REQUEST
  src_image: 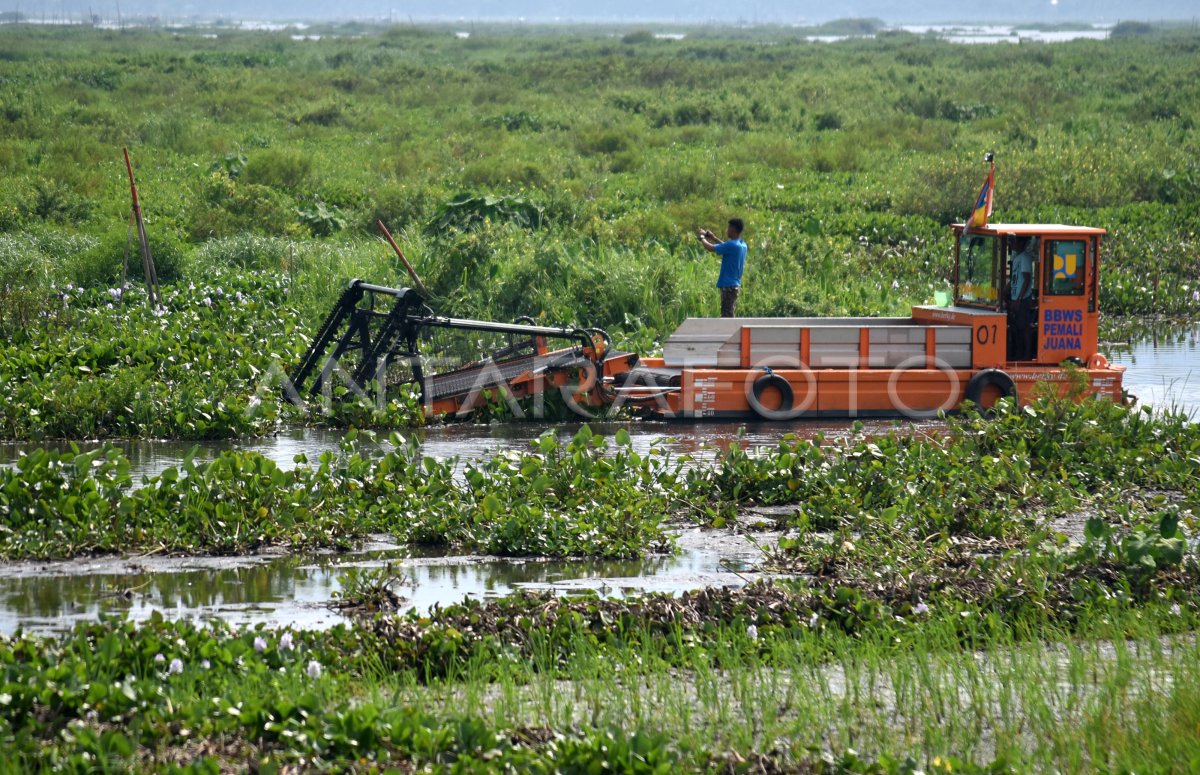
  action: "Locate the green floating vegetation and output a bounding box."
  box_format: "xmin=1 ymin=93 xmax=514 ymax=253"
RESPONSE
xmin=1 ymin=390 xmax=1198 ymax=772
xmin=0 ymin=269 xmax=428 ymax=441
xmin=697 ymin=392 xmax=1200 ymax=537
xmin=1 ymin=571 xmax=1198 ymax=772
xmin=0 ymin=425 xmax=676 ymax=560
xmin=1 ymin=399 xmax=1196 ymax=562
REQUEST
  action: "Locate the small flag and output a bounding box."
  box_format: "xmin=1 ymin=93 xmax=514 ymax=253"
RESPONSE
xmin=968 ymin=159 xmax=995 ymax=230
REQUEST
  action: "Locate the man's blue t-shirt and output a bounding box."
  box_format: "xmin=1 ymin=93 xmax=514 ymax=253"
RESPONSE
xmin=715 ymin=239 xmax=748 ymax=288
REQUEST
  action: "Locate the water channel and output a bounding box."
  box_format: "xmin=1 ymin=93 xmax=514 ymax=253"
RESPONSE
xmin=1 ymin=322 xmax=1195 ymax=635
xmin=0 ymin=528 xmax=777 ymax=637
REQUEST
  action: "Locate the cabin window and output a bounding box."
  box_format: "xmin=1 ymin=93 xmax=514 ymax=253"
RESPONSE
xmin=957 ymin=234 xmax=999 ymax=307
xmin=1044 ymin=239 xmax=1087 ymax=296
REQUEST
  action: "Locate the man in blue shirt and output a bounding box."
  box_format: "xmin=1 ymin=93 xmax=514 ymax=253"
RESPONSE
xmin=1008 ymin=236 xmax=1036 ymax=360
xmin=697 ymin=218 xmax=747 ymax=318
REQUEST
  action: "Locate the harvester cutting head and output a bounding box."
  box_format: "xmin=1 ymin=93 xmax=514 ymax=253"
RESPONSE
xmin=287 ymin=280 xmax=627 ymax=418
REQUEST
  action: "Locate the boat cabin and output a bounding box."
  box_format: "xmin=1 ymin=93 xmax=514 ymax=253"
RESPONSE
xmin=911 ymin=224 xmax=1105 ymax=366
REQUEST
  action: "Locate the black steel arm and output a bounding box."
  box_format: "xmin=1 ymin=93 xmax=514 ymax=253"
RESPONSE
xmin=288 ymin=280 xmax=598 ymax=402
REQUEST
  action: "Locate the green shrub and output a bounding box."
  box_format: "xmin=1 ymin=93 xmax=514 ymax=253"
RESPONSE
xmin=0 ymin=233 xmax=54 ymax=334
xmin=187 ymin=173 xmax=297 ymax=240
xmin=428 ymin=193 xmax=545 ymax=234
xmin=27 ymin=179 xmax=91 ymax=224
xmin=242 ymin=148 xmax=314 ymax=190
xmin=363 ymin=183 xmax=436 ymax=234
xmin=1110 ymin=21 xmax=1155 ymax=38
xmin=192 ymin=233 xmax=295 ymax=273
xmin=460 ymin=156 xmax=550 ymax=189
xmin=295 ymin=196 xmax=346 ymax=236
xmin=69 ymin=226 xmax=188 ymax=286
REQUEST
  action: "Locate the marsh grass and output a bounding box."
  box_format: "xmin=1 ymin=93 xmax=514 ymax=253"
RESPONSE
xmin=4 ymin=603 xmax=1197 ymax=772
xmin=374 ymin=611 xmax=1200 ymax=771
xmin=0 ymin=25 xmax=1196 ymax=336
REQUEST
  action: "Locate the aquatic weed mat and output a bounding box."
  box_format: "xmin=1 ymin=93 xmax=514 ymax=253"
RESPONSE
xmin=3 ymin=577 xmax=1199 ymax=773
xmin=3 ymin=397 xmax=1198 ymax=564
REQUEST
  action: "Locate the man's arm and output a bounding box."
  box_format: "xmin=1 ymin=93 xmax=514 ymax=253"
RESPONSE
xmin=697 ymin=228 xmax=719 ymax=253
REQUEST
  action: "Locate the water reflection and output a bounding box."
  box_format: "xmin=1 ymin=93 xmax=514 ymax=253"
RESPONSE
xmin=1107 ymin=321 xmax=1199 ymax=418
xmin=0 ymin=556 xmax=337 ymax=634
xmin=0 ymin=419 xmax=925 ymax=483
xmin=0 ymin=532 xmax=761 ymax=636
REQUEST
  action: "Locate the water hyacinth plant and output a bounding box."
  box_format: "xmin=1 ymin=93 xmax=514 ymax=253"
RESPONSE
xmin=0 ymin=426 xmax=681 ymax=559
xmin=1 ymin=399 xmax=1195 ymax=563
xmin=1 ymin=557 xmax=1198 ymax=773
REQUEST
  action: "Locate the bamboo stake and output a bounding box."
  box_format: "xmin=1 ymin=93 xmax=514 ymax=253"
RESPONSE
xmin=123 ymin=147 xmax=160 ymax=307
xmin=376 ymin=219 xmax=431 ymax=298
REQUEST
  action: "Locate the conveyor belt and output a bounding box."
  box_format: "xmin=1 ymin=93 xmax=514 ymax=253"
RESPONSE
xmin=426 ymin=354 xmax=541 ymax=400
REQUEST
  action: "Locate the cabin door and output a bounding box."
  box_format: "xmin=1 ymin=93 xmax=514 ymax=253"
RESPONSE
xmin=1036 ymin=238 xmax=1090 ymax=364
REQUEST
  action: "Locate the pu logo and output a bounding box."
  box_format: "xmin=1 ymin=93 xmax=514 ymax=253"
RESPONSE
xmin=1053 ymin=252 xmax=1078 ymax=281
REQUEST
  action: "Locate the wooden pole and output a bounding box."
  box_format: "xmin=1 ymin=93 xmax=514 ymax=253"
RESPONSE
xmin=376 ymin=219 xmax=430 ymax=297
xmin=123 ymin=147 xmax=160 ymax=306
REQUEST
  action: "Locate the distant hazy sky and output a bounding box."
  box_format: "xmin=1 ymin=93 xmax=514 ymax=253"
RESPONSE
xmin=6 ymin=0 xmax=1197 ymax=23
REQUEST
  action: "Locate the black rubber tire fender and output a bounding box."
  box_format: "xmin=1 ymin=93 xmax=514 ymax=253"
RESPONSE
xmin=964 ymin=368 xmax=1017 ymax=411
xmin=750 ymin=372 xmax=794 ymax=417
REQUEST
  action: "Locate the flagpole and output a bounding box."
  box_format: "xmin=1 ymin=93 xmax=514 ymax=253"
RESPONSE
xmin=984 ymin=150 xmax=995 ymax=225
xmin=966 ymin=151 xmax=995 ymax=233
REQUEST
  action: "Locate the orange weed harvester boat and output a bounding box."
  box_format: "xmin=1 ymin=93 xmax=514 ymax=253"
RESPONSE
xmin=290 ymin=162 xmax=1125 ymax=421
xmin=611 ymin=155 xmax=1124 ymax=420
xmin=287 ymin=220 xmax=1125 ymax=423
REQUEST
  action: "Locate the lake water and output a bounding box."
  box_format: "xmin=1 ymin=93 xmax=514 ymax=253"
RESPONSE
xmin=897 ymin=24 xmax=1111 ymax=44
xmin=0 ymin=528 xmax=775 ymax=636
xmin=1107 ymin=322 xmax=1199 ymax=418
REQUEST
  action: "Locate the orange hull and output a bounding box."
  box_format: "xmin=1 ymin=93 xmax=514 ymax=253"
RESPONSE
xmin=620 ymin=360 xmax=1125 ymax=420
xmin=607 ymin=309 xmax=1125 ymax=420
